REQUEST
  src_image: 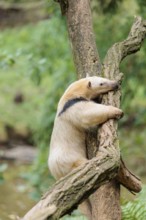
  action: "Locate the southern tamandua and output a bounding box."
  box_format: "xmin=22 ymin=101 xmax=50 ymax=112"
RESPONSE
xmin=48 ymin=76 xmax=123 ymax=219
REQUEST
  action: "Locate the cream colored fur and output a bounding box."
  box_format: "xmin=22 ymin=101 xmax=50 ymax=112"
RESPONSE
xmin=48 ymin=76 xmax=123 ymax=219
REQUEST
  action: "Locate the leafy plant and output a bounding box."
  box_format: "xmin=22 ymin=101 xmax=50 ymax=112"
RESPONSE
xmin=122 ymin=186 xmax=146 ymax=220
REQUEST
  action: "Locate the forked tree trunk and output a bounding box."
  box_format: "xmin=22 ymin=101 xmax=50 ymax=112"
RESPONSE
xmin=22 ymin=1 xmax=146 ymax=219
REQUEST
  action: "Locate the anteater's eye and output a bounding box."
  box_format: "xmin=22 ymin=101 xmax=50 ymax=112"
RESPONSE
xmin=88 ymin=81 xmax=92 ymax=88
xmin=100 ymin=83 xmax=103 ymax=86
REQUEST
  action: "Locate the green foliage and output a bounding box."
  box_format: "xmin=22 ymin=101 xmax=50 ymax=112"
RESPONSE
xmin=28 ymin=17 xmax=75 ymax=180
xmin=98 ymin=0 xmax=123 ymax=13
xmin=62 ymin=217 xmax=86 ymax=220
xmin=0 ymin=15 xmax=75 ymax=137
xmin=0 ymin=14 xmax=75 ymax=194
xmin=0 ymin=164 xmax=8 ymax=184
xmin=122 ymin=186 xmax=146 ymax=220
xmin=137 ymin=0 xmax=146 ymax=16
xmin=61 ymin=210 xmax=87 ymax=220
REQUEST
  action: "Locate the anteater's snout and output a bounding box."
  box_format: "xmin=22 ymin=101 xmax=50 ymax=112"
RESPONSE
xmin=112 ymin=82 xmax=119 ymax=90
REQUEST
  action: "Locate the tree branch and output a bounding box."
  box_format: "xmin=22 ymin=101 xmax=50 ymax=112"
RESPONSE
xmin=22 ymin=153 xmax=119 ymax=220
xmin=117 ymin=158 xmax=142 ymax=193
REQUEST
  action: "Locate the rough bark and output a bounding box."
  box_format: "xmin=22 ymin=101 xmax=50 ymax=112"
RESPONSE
xmin=66 ymin=0 xmax=102 ymax=78
xmin=22 ymin=5 xmax=146 ymax=220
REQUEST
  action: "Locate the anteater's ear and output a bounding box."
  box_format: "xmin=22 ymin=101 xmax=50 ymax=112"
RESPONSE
xmin=87 ymin=81 xmax=92 ymax=88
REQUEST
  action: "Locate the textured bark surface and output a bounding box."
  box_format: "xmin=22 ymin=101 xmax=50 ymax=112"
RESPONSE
xmin=66 ymin=0 xmax=101 ymax=78
xmin=22 ymin=154 xmax=119 ymax=220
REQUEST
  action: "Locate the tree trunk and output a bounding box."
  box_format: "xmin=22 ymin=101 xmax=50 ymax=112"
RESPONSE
xmin=66 ymin=0 xmax=101 ymax=78
xmin=66 ymin=0 xmax=121 ymax=219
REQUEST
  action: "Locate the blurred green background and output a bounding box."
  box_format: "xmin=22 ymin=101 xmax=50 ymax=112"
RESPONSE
xmin=0 ymin=0 xmax=146 ymax=219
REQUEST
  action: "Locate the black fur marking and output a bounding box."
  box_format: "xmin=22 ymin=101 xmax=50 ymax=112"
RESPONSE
xmin=58 ymin=97 xmax=88 ymax=116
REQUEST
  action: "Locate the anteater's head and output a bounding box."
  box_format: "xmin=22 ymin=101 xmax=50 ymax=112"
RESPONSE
xmin=60 ymin=76 xmax=119 ymax=104
xmin=86 ymin=76 xmax=119 ymax=98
